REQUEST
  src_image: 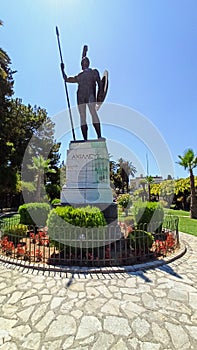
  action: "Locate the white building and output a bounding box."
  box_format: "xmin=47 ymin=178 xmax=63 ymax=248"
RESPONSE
xmin=130 ymin=174 xmax=163 ymax=191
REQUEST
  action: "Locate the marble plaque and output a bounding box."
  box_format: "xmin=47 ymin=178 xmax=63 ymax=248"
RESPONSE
xmin=61 ymin=139 xmax=113 ymax=205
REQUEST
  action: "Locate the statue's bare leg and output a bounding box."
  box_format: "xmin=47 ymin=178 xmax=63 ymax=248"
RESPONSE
xmin=78 ymin=103 xmax=88 ymax=140
xmin=88 ymin=102 xmax=101 ymax=138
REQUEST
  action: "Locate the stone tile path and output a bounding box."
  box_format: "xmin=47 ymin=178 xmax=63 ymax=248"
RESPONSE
xmin=0 ymin=232 xmax=196 ymax=349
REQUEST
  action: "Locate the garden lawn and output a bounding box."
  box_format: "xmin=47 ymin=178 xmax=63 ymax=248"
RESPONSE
xmin=119 ymin=208 xmax=197 ymax=237
xmin=165 ymin=209 xmax=190 ymax=217
xmin=165 ymin=209 xmax=197 ymax=237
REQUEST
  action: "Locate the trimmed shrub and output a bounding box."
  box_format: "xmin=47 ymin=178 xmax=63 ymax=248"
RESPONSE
xmin=51 ymin=198 xmax=61 ymax=206
xmin=19 ymin=203 xmax=51 ymax=226
xmin=133 ymin=201 xmax=164 ymax=232
xmin=47 ymin=205 xmax=107 ymax=248
xmin=128 ymin=229 xmax=154 ymax=253
xmin=49 ymin=205 xmax=106 ymax=227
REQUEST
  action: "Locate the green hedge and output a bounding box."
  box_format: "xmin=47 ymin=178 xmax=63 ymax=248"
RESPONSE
xmin=49 ymin=205 xmax=106 ymax=227
xmin=133 ymin=201 xmax=164 ymax=232
xmin=47 ymin=205 xmax=107 ymax=248
xmin=19 ymin=203 xmax=51 ymax=226
xmin=51 ymin=198 xmax=61 ymax=206
xmin=128 ymin=229 xmax=154 ymax=252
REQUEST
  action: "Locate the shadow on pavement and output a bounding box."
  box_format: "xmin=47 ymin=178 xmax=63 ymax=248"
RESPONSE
xmin=127 ymin=259 xmax=183 ymax=283
xmin=157 ymin=263 xmax=183 ymax=278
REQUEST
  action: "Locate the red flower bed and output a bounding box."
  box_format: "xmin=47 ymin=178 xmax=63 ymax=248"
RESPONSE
xmin=1 ymin=236 xmax=14 ymax=256
xmin=0 ymin=222 xmax=178 ymax=266
xmin=152 ymin=232 xmax=176 ymax=256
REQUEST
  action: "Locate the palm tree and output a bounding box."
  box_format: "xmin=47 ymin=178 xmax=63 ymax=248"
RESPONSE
xmin=28 ymin=155 xmax=56 ymax=202
xmin=177 ymin=149 xmax=197 ymax=219
xmin=118 ymin=158 xmax=137 ymax=193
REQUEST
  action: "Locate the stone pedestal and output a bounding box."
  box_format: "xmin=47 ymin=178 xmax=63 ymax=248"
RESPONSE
xmin=61 ymin=139 xmax=117 ymax=224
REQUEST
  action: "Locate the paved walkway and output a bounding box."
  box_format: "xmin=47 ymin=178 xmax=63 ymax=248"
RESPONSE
xmin=0 ymin=232 xmax=196 ymax=350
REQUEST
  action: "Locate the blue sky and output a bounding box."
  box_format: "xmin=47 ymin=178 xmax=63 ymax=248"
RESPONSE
xmin=1 ymin=0 xmax=197 ymax=179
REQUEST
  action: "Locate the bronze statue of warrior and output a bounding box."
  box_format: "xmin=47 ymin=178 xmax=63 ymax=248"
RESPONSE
xmin=61 ymin=45 xmax=104 ymax=141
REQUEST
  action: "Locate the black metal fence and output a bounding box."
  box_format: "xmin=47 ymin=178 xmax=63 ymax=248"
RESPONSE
xmin=0 ymin=213 xmax=179 ymax=268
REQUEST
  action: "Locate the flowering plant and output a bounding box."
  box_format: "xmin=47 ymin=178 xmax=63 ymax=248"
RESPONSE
xmin=16 ymin=243 xmax=26 ymax=258
xmin=117 ymin=194 xmax=132 ymax=209
xmin=152 ymin=232 xmax=176 ymax=256
xmin=35 ymin=250 xmax=42 ymax=262
xmin=0 ymin=236 xmax=14 ymax=255
xmin=30 ymin=228 xmax=49 ymax=246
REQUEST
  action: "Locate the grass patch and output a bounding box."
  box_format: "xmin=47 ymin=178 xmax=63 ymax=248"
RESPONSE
xmin=165 ymin=209 xmax=190 ymax=217
xmin=120 ymin=208 xmax=197 ymax=237
xmin=164 ymin=209 xmax=197 ymax=237
xmin=178 ymin=217 xmax=197 ymax=236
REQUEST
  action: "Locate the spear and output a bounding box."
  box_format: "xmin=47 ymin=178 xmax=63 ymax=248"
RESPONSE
xmin=55 ymin=26 xmax=76 ymax=141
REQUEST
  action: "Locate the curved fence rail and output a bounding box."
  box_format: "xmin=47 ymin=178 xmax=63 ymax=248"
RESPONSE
xmin=0 ymin=213 xmax=179 ymax=268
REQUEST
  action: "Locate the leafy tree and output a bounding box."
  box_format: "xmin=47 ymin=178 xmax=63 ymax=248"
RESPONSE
xmin=109 ymin=159 xmax=121 ymax=195
xmin=0 ymin=99 xmax=55 ymax=202
xmin=0 ymin=31 xmax=15 ymax=166
xmin=109 ymin=158 xmax=137 ymax=195
xmin=118 ymin=158 xmax=137 ymax=193
xmin=117 ymin=193 xmax=132 ymax=213
xmin=0 ymin=20 xmax=15 ymax=86
xmin=0 ymin=47 xmax=9 ymax=80
xmin=174 ymin=178 xmax=191 ymax=210
xmin=150 ymin=183 xmax=160 ymax=201
xmin=132 ymin=188 xmax=145 ymax=202
xmin=0 ymin=22 xmax=61 ymax=208
xmin=177 ymin=149 xmax=197 ymax=219
xmin=109 ymin=160 xmax=118 ymax=190
xmin=146 ymin=175 xmax=154 ymax=202
xmin=22 ymin=125 xmax=61 ymax=203
xmin=109 ymin=160 xmax=117 ymax=181
xmin=0 ymin=23 xmax=17 ymax=207
xmin=8 ymin=99 xmax=55 ymax=170
xmin=139 ymin=179 xmax=147 ymax=202
xmin=0 ymin=98 xmax=61 ymax=206
xmin=160 ymin=180 xmax=175 ymax=207
xmin=175 ymin=178 xmax=191 ymax=195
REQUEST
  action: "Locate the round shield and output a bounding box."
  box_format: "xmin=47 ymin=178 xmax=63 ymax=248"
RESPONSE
xmin=96 ymin=70 xmax=109 ymax=111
